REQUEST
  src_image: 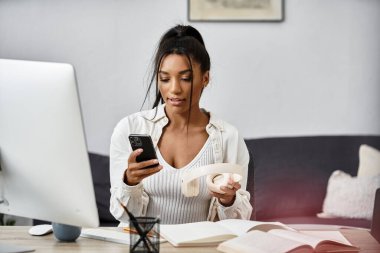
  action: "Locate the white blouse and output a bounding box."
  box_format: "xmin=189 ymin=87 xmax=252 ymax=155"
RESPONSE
xmin=109 ymin=104 xmax=253 ymax=226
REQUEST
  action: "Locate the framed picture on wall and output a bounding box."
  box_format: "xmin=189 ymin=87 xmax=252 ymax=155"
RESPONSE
xmin=188 ymin=0 xmax=284 ymax=22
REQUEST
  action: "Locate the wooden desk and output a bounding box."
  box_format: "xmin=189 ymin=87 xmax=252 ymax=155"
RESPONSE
xmin=1 ymin=226 xmax=380 ymax=253
xmin=0 ymin=226 xmax=216 ymax=253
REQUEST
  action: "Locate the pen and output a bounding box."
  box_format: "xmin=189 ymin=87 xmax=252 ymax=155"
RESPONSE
xmin=123 ymin=227 xmax=155 ymax=237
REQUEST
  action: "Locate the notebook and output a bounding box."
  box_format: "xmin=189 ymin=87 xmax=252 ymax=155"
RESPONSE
xmin=80 ymin=228 xmax=167 ymax=245
xmin=80 ymin=228 xmax=131 ymax=244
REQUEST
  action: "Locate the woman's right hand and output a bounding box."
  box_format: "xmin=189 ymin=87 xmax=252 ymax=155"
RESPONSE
xmin=124 ymin=148 xmax=163 ymax=186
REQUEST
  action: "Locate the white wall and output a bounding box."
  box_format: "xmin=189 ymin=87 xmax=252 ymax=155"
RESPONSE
xmin=1 ymin=0 xmax=379 ymax=155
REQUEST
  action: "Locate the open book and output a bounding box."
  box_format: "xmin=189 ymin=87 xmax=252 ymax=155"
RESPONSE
xmin=160 ymin=219 xmax=292 ymax=247
xmin=217 ymin=229 xmax=359 ymax=253
xmin=160 ymin=219 xmax=359 ymax=252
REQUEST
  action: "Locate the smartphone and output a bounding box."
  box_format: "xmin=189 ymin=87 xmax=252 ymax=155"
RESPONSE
xmin=128 ymin=134 xmax=158 ymax=168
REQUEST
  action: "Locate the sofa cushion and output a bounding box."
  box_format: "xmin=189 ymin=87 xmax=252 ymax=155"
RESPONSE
xmin=244 ymin=135 xmax=380 ymax=223
xmin=320 ymin=170 xmax=380 ymax=220
xmin=358 ymin=144 xmax=380 ymax=177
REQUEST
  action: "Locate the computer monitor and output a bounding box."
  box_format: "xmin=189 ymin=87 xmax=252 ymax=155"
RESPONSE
xmin=0 ymin=59 xmax=99 ymax=228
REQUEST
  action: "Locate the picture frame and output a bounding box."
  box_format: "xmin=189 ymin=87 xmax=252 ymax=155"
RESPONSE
xmin=188 ymin=0 xmax=284 ymax=22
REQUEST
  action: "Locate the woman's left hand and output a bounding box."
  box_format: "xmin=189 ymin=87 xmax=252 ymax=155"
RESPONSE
xmin=209 ymin=178 xmax=241 ymax=207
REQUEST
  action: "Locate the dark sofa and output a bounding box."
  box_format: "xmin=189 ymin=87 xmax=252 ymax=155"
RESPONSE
xmin=89 ymin=135 xmax=380 ymax=228
xmin=245 ymin=135 xmax=380 ymax=228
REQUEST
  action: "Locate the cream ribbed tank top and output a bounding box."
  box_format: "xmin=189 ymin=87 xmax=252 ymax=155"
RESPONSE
xmin=143 ymin=138 xmax=214 ymax=224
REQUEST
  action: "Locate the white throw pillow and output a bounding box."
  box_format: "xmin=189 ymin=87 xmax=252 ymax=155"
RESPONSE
xmin=357 ymin=144 xmax=380 ymax=178
xmin=319 ymin=170 xmax=380 ymax=220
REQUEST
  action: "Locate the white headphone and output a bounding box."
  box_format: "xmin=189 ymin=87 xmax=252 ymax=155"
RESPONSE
xmin=181 ymin=163 xmax=243 ymax=197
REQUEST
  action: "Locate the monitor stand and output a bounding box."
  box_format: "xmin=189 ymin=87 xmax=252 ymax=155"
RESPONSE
xmin=0 ymin=244 xmax=34 ymax=253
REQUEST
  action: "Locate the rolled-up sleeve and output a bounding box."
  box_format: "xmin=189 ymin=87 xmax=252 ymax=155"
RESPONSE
xmin=207 ymin=189 xmax=252 ymax=221
xmin=109 ymin=121 xmax=149 ymax=223
xmin=207 ymin=128 xmax=253 ymax=221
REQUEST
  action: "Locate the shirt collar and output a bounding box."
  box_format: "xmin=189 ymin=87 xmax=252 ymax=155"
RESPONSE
xmin=202 ymin=108 xmax=224 ymax=132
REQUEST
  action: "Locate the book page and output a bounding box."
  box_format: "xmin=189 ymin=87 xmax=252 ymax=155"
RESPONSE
xmin=300 ymin=231 xmax=358 ymax=252
xmin=160 ymin=221 xmax=235 ymax=246
xmin=269 ymin=229 xmax=324 ymax=248
xmin=218 ymin=230 xmax=313 ymax=253
xmin=268 ymin=229 xmax=357 ymax=251
xmin=300 ymin=230 xmax=352 ymax=245
xmin=217 ymin=219 xmax=292 ymax=236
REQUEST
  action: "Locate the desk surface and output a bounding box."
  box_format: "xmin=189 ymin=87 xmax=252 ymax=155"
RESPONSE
xmin=1 ymin=226 xmax=380 ymax=253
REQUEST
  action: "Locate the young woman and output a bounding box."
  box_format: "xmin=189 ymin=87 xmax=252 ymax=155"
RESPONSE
xmin=109 ymin=25 xmax=252 ymax=225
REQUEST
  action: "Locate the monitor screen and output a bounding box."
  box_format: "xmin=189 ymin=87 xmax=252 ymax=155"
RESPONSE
xmin=0 ymin=59 xmax=99 ymax=228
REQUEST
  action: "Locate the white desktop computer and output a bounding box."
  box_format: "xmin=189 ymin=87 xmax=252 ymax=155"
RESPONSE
xmin=0 ymin=59 xmax=99 ymax=252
